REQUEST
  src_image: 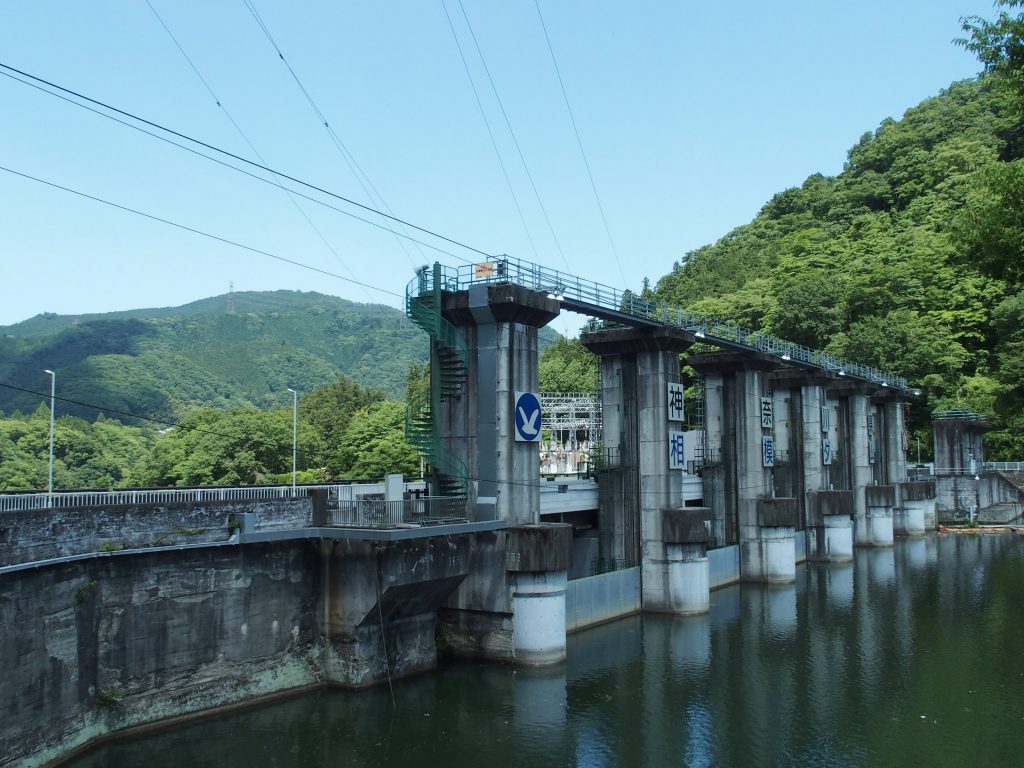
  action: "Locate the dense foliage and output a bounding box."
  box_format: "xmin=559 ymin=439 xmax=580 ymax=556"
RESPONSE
xmin=0 ymin=291 xmax=428 ymax=421
xmin=0 ymin=373 xmax=420 ymax=490
xmin=0 ymin=406 xmax=153 ymax=490
xmin=649 ymin=6 xmax=1024 ymax=456
xmin=539 ymin=337 xmax=599 ymax=393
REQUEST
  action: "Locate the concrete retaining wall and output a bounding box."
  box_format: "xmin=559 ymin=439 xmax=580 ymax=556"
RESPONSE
xmin=0 ymin=542 xmax=319 ymax=768
xmin=565 ymin=567 xmax=641 ymax=633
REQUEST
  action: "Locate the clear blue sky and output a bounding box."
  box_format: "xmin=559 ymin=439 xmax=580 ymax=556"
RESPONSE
xmin=0 ymin=1 xmax=998 ymax=335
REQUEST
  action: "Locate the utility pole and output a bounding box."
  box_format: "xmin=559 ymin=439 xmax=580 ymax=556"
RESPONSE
xmin=44 ymin=369 xmax=55 ymax=506
xmin=287 ymin=388 xmax=298 ymax=493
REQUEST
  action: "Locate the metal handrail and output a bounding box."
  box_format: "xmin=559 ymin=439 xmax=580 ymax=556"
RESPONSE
xmin=0 ymin=481 xmax=428 ymax=514
xmin=329 ymin=496 xmax=467 ymax=527
xmin=407 ymin=256 xmax=911 ymax=392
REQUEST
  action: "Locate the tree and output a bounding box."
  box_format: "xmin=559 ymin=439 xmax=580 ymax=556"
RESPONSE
xmin=130 ymin=408 xmax=321 ymax=487
xmin=954 ymin=159 xmax=1024 ymax=283
xmin=958 ymin=1 xmax=1024 ymax=103
xmin=0 ymin=406 xmax=154 ymax=490
xmin=331 ymin=402 xmax=419 ymax=479
xmin=299 ymin=375 xmax=384 ymax=467
xmin=539 ymin=337 xmax=599 ymax=393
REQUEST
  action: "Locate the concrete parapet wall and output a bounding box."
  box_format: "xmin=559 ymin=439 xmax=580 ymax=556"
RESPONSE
xmin=865 ymin=485 xmax=896 ymax=508
xmin=505 ymin=524 xmax=573 ymax=572
xmin=708 ymin=545 xmax=740 ymax=589
xmin=0 ymin=497 xmax=313 ymax=567
xmin=757 ymin=498 xmax=800 ymax=528
xmin=565 ymin=567 xmax=641 ymax=632
xmin=807 ymin=490 xmax=854 ymax=524
xmin=662 ymin=507 xmax=711 ymax=544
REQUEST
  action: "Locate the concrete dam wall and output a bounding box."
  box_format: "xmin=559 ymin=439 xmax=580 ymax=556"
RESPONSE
xmin=0 ymin=497 xmax=575 ymax=768
xmin=2 ymin=541 xmax=320 ymax=768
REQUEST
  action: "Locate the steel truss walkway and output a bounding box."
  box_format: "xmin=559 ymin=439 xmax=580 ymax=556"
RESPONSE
xmin=411 ymin=256 xmax=910 ymax=392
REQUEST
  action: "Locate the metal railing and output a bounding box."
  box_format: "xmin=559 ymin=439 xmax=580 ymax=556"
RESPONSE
xmin=984 ymin=462 xmax=1024 ymax=472
xmin=0 ymin=481 xmax=428 ymax=514
xmin=329 ymin=496 xmax=467 ymax=527
xmin=413 ymin=256 xmax=910 ymax=391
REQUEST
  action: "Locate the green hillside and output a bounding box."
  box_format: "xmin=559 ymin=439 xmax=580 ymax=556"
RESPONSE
xmin=0 ymin=291 xmax=429 ymax=419
xmin=651 ymin=65 xmax=1024 ymax=455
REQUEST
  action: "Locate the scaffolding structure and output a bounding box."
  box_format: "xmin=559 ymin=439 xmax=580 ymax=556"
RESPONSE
xmin=540 ymin=393 xmax=602 ymax=475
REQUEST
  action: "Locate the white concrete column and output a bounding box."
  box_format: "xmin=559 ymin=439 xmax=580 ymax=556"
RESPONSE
xmin=899 ymin=500 xmax=926 ymax=535
xmin=666 ymin=544 xmax=710 ymax=615
xmin=761 ymin=527 xmax=796 ymax=583
xmin=823 ymin=514 xmax=853 ymax=562
xmin=867 ymin=506 xmax=894 ymax=546
xmin=511 ymin=571 xmax=567 ymax=665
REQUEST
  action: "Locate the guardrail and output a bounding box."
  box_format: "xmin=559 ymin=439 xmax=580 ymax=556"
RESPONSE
xmin=413 ymin=257 xmax=911 ymax=391
xmin=329 ymin=496 xmax=467 ymax=527
xmin=984 ymin=462 xmax=1024 ymax=472
xmin=0 ymin=481 xmax=428 ymax=514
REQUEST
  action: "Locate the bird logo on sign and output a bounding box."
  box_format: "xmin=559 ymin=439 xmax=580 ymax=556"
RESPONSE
xmin=514 ymin=392 xmax=542 ymax=442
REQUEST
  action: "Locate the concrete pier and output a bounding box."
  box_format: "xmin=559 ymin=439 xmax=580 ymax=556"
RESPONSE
xmin=806 ymin=490 xmax=854 ymax=563
xmin=441 ymin=283 xmax=560 ymax=523
xmin=895 ymin=481 xmax=934 ymax=536
xmin=662 ymin=508 xmax=713 ymax=614
xmin=506 ymin=525 xmax=573 ymax=664
xmin=756 ymin=499 xmax=799 ymax=583
xmin=581 ymin=326 xmax=694 ymax=608
xmin=866 ymin=485 xmax=896 ymax=547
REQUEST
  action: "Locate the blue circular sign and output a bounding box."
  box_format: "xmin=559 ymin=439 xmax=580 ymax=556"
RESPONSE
xmin=514 ymin=392 xmax=542 ymax=442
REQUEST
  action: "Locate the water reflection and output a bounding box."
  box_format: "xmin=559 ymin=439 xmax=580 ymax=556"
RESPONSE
xmin=68 ymin=535 xmax=1024 ymax=768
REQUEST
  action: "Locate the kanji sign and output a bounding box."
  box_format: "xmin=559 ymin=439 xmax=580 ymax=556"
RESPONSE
xmin=822 ymin=438 xmax=833 ymax=466
xmin=669 ymin=431 xmax=686 ymax=470
xmin=667 ymin=382 xmax=685 ymax=422
xmin=760 ymin=397 xmax=774 ymax=429
xmin=762 ymin=436 xmax=775 ymax=467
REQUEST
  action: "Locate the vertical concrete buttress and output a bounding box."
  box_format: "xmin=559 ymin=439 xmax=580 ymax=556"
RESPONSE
xmin=441 ymin=285 xmax=560 ymax=524
xmin=581 ymin=327 xmax=704 ymax=611
xmin=847 ymin=391 xmax=873 ymax=546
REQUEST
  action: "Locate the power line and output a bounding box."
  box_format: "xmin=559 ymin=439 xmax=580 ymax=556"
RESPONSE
xmin=240 ymin=0 xmax=426 ymax=270
xmin=0 ymin=66 xmax=471 ymax=264
xmin=455 ymin=1 xmax=572 ymax=271
xmin=0 ymin=382 xmax=247 ymax=440
xmin=440 ymin=0 xmax=541 ymax=262
xmin=532 ymin=0 xmax=628 ymax=288
xmin=0 ymin=61 xmax=494 ymax=261
xmin=144 ymin=0 xmax=389 ymax=310
xmin=0 ymin=164 xmax=405 ymax=301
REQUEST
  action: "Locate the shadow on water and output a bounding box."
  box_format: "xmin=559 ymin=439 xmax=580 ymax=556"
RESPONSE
xmin=68 ymin=535 xmax=1024 ymax=768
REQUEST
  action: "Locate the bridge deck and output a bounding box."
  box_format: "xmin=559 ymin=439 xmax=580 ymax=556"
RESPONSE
xmin=410 ymin=256 xmax=910 ymax=391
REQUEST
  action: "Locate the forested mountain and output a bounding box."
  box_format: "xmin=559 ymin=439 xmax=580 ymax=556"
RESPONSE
xmin=0 ymin=290 xmax=428 ymax=419
xmin=650 ymin=53 xmax=1024 ymax=455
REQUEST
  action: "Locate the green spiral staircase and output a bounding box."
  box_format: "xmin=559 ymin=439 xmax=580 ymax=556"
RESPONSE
xmin=405 ymin=265 xmax=469 ymax=499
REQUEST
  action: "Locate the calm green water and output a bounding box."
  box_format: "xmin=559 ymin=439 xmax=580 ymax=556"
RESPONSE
xmin=69 ymin=535 xmax=1024 ymax=768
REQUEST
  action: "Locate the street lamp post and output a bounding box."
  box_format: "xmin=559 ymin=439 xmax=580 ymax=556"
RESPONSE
xmin=44 ymin=369 xmax=55 ymax=506
xmin=287 ymin=388 xmax=297 ymax=494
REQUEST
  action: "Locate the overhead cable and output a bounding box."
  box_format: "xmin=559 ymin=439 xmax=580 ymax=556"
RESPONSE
xmin=0 ymin=61 xmax=494 ymax=261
